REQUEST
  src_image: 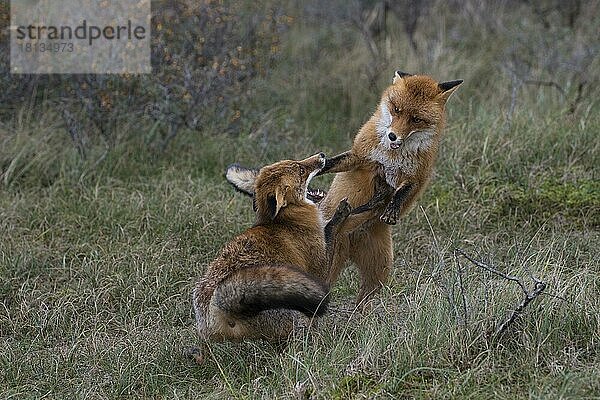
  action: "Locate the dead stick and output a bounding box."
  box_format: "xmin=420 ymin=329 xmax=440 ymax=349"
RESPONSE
xmin=454 ymin=250 xmax=469 ymax=325
xmin=454 ymin=248 xmax=547 ymax=339
xmin=454 ymin=248 xmax=528 ymax=295
xmin=523 ymin=79 xmax=567 ymax=99
xmin=494 ymin=280 xmax=546 ymax=338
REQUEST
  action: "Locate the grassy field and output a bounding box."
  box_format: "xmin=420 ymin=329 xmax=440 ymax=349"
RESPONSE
xmin=1 ymin=2 xmax=599 ymax=399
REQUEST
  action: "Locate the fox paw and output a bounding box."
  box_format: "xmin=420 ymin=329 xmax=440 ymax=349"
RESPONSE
xmin=333 ymin=197 xmax=352 ymax=220
xmin=184 ymin=347 xmax=204 ymax=365
xmin=380 ymin=209 xmax=398 ymax=225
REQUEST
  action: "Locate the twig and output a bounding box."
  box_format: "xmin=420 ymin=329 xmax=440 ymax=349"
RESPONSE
xmin=453 ymin=248 xmax=547 ymax=339
xmin=454 ymin=248 xmax=528 ymax=295
xmin=523 ymin=79 xmax=567 ymax=99
xmin=494 ymin=280 xmax=546 ymax=338
xmin=523 ymin=79 xmax=585 ymax=114
xmin=539 ymin=291 xmax=581 ymax=308
xmin=505 ymin=70 xmax=521 ymax=129
xmin=569 ymin=81 xmax=586 ymax=114
xmin=454 ymin=250 xmax=469 ymax=326
xmin=61 ymin=108 xmax=87 ymax=159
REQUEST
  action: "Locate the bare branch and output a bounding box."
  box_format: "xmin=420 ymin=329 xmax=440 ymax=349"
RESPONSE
xmin=453 ymin=248 xmax=547 ymax=340
xmin=539 ymin=291 xmax=582 ymax=308
xmin=454 ymin=248 xmax=528 ymax=295
xmin=453 ymin=250 xmax=468 ymax=326
xmin=61 ymin=108 xmax=87 ymax=159
xmin=494 ymin=280 xmax=546 ymax=338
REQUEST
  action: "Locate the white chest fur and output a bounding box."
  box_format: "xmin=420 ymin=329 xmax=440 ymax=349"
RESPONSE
xmin=368 ymin=133 xmax=433 ymax=187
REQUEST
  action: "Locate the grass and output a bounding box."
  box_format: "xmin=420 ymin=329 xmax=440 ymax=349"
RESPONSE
xmin=1 ymin=3 xmax=599 ymax=399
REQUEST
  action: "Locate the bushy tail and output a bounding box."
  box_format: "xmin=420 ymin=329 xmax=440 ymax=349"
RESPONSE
xmin=212 ymin=265 xmax=329 ymax=318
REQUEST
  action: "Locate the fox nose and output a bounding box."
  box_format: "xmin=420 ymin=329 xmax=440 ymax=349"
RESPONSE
xmin=388 ymin=132 xmax=397 ymax=141
xmin=318 ymin=152 xmax=326 ymax=159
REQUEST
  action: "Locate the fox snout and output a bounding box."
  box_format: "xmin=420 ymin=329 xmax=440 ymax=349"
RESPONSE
xmin=309 ymin=152 xmax=326 ymax=163
xmin=300 ymin=152 xmax=326 ymax=172
xmin=388 ymin=132 xmax=403 ymax=145
xmin=388 ymin=132 xmax=404 ymax=149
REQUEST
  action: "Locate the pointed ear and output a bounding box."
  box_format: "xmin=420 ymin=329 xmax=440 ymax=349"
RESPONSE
xmin=437 ymin=80 xmax=463 ymax=102
xmin=393 ymin=70 xmax=412 ymax=84
xmin=225 ymin=164 xmax=259 ymax=196
xmin=265 ymin=185 xmax=288 ymax=220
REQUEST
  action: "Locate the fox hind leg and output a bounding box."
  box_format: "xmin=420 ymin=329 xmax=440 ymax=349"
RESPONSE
xmin=327 ymin=233 xmax=350 ymax=286
xmin=349 ymin=222 xmax=393 ymax=306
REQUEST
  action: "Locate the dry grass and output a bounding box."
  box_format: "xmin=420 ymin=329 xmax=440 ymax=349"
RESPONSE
xmin=1 ymin=1 xmax=599 ymax=398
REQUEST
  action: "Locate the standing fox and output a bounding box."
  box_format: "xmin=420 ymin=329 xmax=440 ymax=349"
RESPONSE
xmin=318 ymin=71 xmax=462 ymax=303
xmin=192 ymin=153 xmax=352 ymax=361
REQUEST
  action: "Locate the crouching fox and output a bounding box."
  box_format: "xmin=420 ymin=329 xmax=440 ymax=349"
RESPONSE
xmin=191 ymin=153 xmax=352 ymax=362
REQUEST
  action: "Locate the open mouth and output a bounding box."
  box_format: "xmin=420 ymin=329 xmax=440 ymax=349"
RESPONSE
xmin=390 ymin=142 xmax=401 ymax=150
xmin=306 ymin=188 xmax=326 ymax=203
xmin=304 ymin=168 xmax=320 ymax=201
xmin=303 ymin=153 xmax=325 ymax=202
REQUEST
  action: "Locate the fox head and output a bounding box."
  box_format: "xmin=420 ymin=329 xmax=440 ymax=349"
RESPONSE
xmin=226 ymin=153 xmax=326 ymax=223
xmin=376 ymin=71 xmax=462 ymax=152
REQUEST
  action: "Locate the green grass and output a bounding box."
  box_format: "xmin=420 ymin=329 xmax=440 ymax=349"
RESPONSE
xmin=1 ymin=3 xmax=600 ymax=399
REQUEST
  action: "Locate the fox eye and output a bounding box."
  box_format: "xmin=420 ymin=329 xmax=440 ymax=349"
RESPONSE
xmin=393 ymin=105 xmax=400 ymax=114
xmin=298 ymin=165 xmax=306 ymax=174
xmin=411 ymin=116 xmax=424 ymax=124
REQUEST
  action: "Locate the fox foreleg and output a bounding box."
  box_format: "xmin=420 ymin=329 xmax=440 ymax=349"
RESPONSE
xmin=324 ymin=198 xmax=352 ymax=267
xmin=351 ymin=175 xmax=394 ymax=215
xmin=332 ymin=175 xmax=394 ymax=233
xmin=380 ymin=182 xmax=414 ymax=225
xmin=318 ymin=151 xmax=364 ymax=175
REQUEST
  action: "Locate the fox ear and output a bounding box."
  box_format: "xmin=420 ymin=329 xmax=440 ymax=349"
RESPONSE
xmin=437 ymin=80 xmax=463 ymax=102
xmin=225 ymin=164 xmax=259 ymax=196
xmin=265 ymin=185 xmax=288 ymax=220
xmin=393 ymin=70 xmax=412 ymax=84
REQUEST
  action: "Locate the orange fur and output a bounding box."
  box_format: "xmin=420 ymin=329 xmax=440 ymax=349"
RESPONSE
xmin=193 ymin=154 xmax=330 ymax=346
xmin=319 ymin=72 xmax=462 ymax=304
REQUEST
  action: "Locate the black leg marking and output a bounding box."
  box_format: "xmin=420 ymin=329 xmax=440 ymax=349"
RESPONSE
xmin=324 ymin=198 xmax=352 ymax=268
xmin=380 ymin=183 xmax=413 ymax=225
xmin=324 ymin=198 xmax=352 ymax=245
xmin=351 ymin=176 xmax=395 ymax=215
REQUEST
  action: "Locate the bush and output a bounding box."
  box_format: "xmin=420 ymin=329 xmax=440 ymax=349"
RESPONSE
xmin=0 ymin=0 xmax=291 ymax=154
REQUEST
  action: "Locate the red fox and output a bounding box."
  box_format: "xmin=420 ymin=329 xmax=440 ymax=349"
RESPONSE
xmin=192 ymin=153 xmax=352 ymax=362
xmin=317 ymin=71 xmax=462 ymax=303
